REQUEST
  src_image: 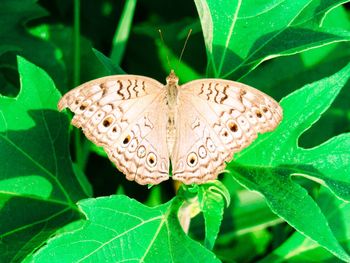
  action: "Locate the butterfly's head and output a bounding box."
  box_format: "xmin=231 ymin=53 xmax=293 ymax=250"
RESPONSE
xmin=166 ymin=70 xmax=179 ymax=86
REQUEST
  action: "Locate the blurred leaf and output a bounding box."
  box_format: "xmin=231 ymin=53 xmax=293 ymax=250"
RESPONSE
xmin=155 ymin=39 xmax=202 ymax=82
xmin=92 ymin=48 xmax=126 ymax=75
xmin=144 ymin=185 xmax=163 ymax=207
xmin=259 ymin=188 xmax=350 ymax=262
xmin=229 ymin=63 xmax=350 ymax=261
xmin=72 ymin=163 xmax=93 ymax=197
xmin=30 ymin=24 xmax=109 ymax=92
xmin=130 ymin=17 xmax=206 ymax=81
xmin=0 ymin=0 xmax=66 ymax=91
xmin=28 ymin=195 xmax=220 ymax=263
xmin=216 ymin=229 xmax=272 ymax=262
xmin=0 ymin=0 xmax=45 ymax=55
xmin=197 ymin=179 xmax=281 ymax=261
xmin=110 ymin=0 xmax=137 ymax=64
xmin=194 ymin=0 xmax=350 ymax=79
xmin=0 ymin=57 xmax=87 ymax=262
xmin=89 ymin=142 xmax=108 ymax=158
xmin=218 ymin=188 xmax=282 ymax=241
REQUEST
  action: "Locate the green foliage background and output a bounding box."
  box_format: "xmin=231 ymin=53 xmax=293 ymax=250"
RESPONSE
xmin=0 ymin=0 xmax=350 ymax=262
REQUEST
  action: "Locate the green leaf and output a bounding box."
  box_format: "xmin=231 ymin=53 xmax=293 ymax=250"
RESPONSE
xmin=72 ymin=164 xmax=93 ymax=197
xmin=300 ymin=3 xmax=350 ymax=68
xmin=198 ymin=181 xmax=230 ymax=250
xmin=241 ymin=5 xmax=350 ymax=98
xmin=30 ymin=24 xmax=109 ymax=92
xmin=131 ymin=17 xmax=206 ymax=80
xmin=0 ymin=0 xmax=66 ymax=90
xmin=213 ymin=190 xmax=281 ymax=262
xmin=28 ymin=195 xmax=220 ymax=263
xmin=194 ymin=0 xmax=350 ymax=79
xmin=0 ymin=0 xmax=45 ymax=56
xmin=217 ymin=185 xmax=282 ymax=240
xmin=92 ymin=48 xmax=126 ymax=75
xmin=228 ymin=63 xmax=350 ymax=261
xmin=110 ymin=0 xmax=137 ymax=65
xmin=155 ymin=40 xmax=202 ymax=82
xmin=259 ymin=188 xmax=350 ymax=262
xmin=0 ymin=57 xmax=86 ymax=262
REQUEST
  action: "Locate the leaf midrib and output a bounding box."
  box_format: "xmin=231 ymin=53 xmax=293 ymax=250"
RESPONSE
xmin=217 ymin=0 xmax=242 ymax=77
xmin=76 ymin=215 xmax=164 ymax=262
xmin=0 ymin=133 xmax=73 ymax=205
xmin=230 ymin=160 xmax=350 ymax=187
xmin=218 ymin=0 xmax=316 ymax=78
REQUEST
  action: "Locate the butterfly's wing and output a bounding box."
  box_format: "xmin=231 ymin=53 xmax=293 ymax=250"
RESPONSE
xmin=171 ymin=79 xmax=283 ymax=184
xmin=58 ymin=75 xmax=169 ymax=185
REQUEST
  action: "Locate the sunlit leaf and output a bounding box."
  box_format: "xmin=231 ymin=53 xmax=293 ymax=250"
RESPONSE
xmin=28 ymin=195 xmax=220 ymax=263
xmin=195 ymin=0 xmax=350 ymax=79
xmin=0 ymin=57 xmax=86 ymax=262
xmin=229 ymin=63 xmax=350 ymax=261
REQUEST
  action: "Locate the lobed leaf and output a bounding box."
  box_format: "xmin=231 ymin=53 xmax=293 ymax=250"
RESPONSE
xmin=28 ymin=195 xmax=220 ymax=263
xmin=259 ymin=188 xmax=350 ymax=262
xmin=0 ymin=57 xmax=87 ymax=262
xmin=0 ymin=0 xmax=66 ymax=91
xmin=194 ymin=0 xmax=350 ymax=79
xmin=228 ymin=62 xmax=350 ymax=261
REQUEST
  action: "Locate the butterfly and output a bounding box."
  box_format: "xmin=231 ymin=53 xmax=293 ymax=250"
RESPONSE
xmin=58 ymin=70 xmax=283 ymax=185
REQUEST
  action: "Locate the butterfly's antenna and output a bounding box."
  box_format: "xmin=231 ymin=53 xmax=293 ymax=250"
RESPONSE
xmin=178 ymin=29 xmax=192 ymax=64
xmin=158 ymin=29 xmax=172 ymax=70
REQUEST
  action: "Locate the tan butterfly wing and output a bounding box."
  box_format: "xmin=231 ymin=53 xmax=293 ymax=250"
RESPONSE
xmin=171 ymin=79 xmax=283 ymax=184
xmin=58 ymin=75 xmax=170 ymax=185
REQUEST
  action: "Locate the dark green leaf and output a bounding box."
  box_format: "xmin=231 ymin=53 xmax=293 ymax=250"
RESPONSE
xmin=0 ymin=0 xmax=66 ymax=91
xmin=0 ymin=57 xmax=86 ymax=262
xmin=30 ymin=24 xmax=109 ymax=92
xmin=73 ymin=164 xmax=93 ymax=197
xmin=92 ymin=48 xmax=126 ymax=75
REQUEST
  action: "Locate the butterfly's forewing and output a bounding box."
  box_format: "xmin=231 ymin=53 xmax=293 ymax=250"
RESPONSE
xmin=58 ymin=75 xmax=170 ymax=185
xmin=171 ymin=79 xmax=283 ymax=184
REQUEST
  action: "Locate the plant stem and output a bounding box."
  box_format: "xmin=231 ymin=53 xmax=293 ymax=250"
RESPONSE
xmin=73 ymin=0 xmax=80 ymax=87
xmin=73 ymin=0 xmax=84 ymax=169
